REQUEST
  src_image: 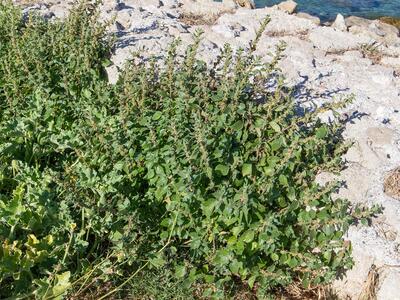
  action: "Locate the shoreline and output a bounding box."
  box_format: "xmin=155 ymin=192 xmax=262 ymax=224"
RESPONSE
xmin=254 ymin=0 xmax=400 ymax=24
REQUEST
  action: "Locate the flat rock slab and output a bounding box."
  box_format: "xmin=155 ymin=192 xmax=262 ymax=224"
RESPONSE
xmin=309 ymin=26 xmax=370 ymax=52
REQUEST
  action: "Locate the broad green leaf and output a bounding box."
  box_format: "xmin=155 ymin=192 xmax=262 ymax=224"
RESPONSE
xmin=242 ymin=163 xmax=252 ymax=176
xmin=51 ymin=272 xmax=71 ymax=300
xmin=248 ymin=275 xmax=257 ymax=288
xmin=279 ymin=174 xmax=288 ymax=186
xmin=287 ymin=258 xmax=299 ymax=268
xmin=240 ymin=230 xmax=255 ymax=243
xmin=149 ymin=254 xmax=166 ymax=268
xmin=215 ymin=164 xmax=229 ymax=176
xmin=175 ymin=265 xmax=186 ymax=278
xmin=232 ymin=120 xmax=244 ymax=131
xmin=269 ymin=121 xmax=281 ymax=133
xmin=316 ymin=126 xmax=328 ymax=139
xmin=271 ymin=253 xmax=279 ymax=262
xmin=152 ymin=111 xmax=162 ymax=120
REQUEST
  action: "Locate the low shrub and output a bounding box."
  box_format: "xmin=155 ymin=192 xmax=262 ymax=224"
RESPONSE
xmin=0 ymin=1 xmax=378 ymax=298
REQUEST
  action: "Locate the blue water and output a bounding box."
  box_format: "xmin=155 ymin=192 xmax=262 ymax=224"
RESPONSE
xmin=255 ymin=0 xmax=400 ymax=22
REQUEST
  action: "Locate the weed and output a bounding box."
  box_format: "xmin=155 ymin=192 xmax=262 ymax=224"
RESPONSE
xmin=360 ymin=42 xmax=383 ymax=64
xmin=0 ymin=1 xmax=377 ymax=298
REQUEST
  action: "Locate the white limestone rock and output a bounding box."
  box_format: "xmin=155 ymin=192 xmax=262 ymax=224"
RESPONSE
xmin=179 ymin=0 xmax=235 ymax=20
xmin=377 ymin=270 xmax=400 ymax=300
xmin=332 ymin=13 xmax=347 ymax=31
xmin=381 ymin=56 xmax=400 ymax=69
xmin=309 ymin=26 xmax=370 ymax=52
xmin=296 ymin=12 xmax=320 ymax=25
xmin=276 ymin=0 xmax=297 ymax=14
xmin=236 ymin=0 xmax=255 ymax=9
xmin=212 ymin=22 xmax=246 ymax=38
xmin=346 ymin=16 xmax=400 ymax=45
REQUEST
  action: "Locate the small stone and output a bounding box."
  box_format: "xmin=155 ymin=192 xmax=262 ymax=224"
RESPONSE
xmin=116 ymin=9 xmax=133 ymax=30
xmin=105 ymin=65 xmax=119 ymax=85
xmin=234 ymin=0 xmax=255 ymax=9
xmin=332 ymin=13 xmax=347 ymax=31
xmin=277 ymin=0 xmax=297 ymax=14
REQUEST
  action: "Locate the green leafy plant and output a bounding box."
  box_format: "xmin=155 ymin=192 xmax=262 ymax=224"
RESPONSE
xmin=0 ymin=1 xmax=377 ymax=298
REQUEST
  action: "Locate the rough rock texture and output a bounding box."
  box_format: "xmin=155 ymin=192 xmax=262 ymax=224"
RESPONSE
xmin=234 ymin=0 xmax=255 ymax=9
xmin=11 ymin=0 xmax=400 ymax=298
xmin=332 ymin=13 xmax=347 ymax=32
xmin=276 ymin=0 xmax=297 ymax=14
xmin=296 ymin=12 xmax=320 ymax=26
xmin=180 ymin=0 xmax=236 ymax=19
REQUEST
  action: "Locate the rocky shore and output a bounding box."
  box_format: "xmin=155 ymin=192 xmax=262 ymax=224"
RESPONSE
xmin=13 ymin=0 xmax=400 ymax=298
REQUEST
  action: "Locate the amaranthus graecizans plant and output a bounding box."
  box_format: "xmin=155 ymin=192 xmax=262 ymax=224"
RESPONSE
xmin=0 ymin=1 xmax=379 ymax=298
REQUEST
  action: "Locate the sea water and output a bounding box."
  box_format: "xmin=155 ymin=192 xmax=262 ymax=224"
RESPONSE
xmin=255 ymin=0 xmax=400 ymax=21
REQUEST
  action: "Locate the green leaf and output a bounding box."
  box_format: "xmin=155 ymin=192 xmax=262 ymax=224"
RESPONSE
xmin=316 ymin=126 xmax=328 ymax=139
xmin=229 ymin=260 xmax=243 ymax=274
xmin=214 ymin=249 xmax=231 ymax=265
xmin=279 ymin=174 xmax=288 ymax=187
xmin=271 ymin=253 xmax=279 ymax=262
xmin=323 ymin=251 xmax=332 ymax=263
xmin=232 ymin=120 xmax=244 ymax=131
xmin=175 ymin=265 xmax=187 ymax=278
xmin=270 ymin=138 xmax=283 ymax=151
xmin=204 ymin=275 xmax=215 ymax=283
xmin=149 ymin=254 xmax=166 ymax=268
xmin=269 ymin=121 xmax=281 ymax=133
xmin=248 ymin=275 xmax=257 ymax=288
xmin=215 ymin=164 xmax=229 ymax=176
xmin=287 ymin=258 xmax=298 ymax=268
xmin=152 ymin=111 xmax=162 ymax=120
xmin=82 ymin=89 xmax=92 ymax=99
xmin=242 ymin=163 xmax=252 ymax=177
xmin=202 ymin=199 xmax=217 ymax=217
xmin=51 ymin=272 xmax=71 ymax=300
xmin=102 ymin=58 xmax=112 ymax=67
xmin=240 ymin=230 xmax=255 ymax=243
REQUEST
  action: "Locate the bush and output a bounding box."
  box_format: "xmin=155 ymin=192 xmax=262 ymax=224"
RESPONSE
xmin=0 ymin=1 xmax=377 ymax=298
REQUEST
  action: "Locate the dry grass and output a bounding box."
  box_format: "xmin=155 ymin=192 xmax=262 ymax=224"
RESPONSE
xmin=179 ymin=13 xmax=217 ymax=26
xmin=383 ymin=167 xmax=400 ymax=200
xmin=179 ymin=9 xmax=235 ymax=26
xmin=191 ymin=280 xmax=341 ymax=300
xmin=359 ymin=42 xmax=383 ymax=64
xmin=276 ymin=283 xmax=341 ymax=300
xmin=358 ymin=265 xmax=379 ymax=300
xmin=358 ymin=264 xmax=400 ymax=300
xmin=379 ymin=17 xmax=400 ymax=29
